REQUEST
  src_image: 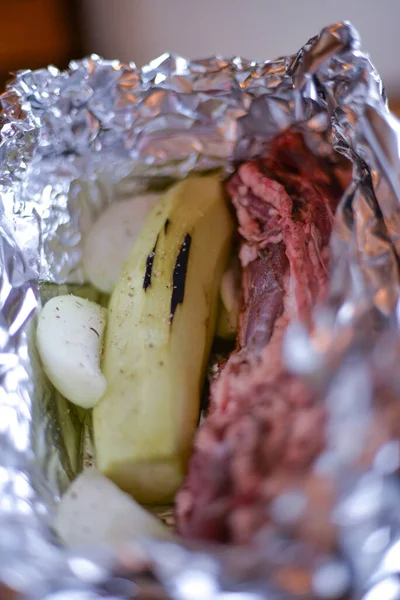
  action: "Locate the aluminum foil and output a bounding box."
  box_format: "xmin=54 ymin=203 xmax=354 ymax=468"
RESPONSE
xmin=1 ymin=19 xmax=400 ymax=599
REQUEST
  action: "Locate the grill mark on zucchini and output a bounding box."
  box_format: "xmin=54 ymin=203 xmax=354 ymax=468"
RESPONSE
xmin=143 ymin=235 xmax=159 ymax=291
xmin=170 ymin=233 xmax=191 ymax=323
xmin=164 ymin=219 xmax=170 ymax=234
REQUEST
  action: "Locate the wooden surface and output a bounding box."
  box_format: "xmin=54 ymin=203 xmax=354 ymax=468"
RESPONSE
xmin=0 ymin=0 xmax=81 ymax=86
xmin=389 ymin=99 xmax=400 ymax=118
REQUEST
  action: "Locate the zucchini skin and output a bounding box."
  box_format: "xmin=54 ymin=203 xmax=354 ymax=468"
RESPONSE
xmin=93 ymin=175 xmax=234 ymax=504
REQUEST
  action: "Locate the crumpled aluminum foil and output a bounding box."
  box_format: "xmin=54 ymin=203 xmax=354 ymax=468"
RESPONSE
xmin=1 ymin=19 xmax=400 ymax=599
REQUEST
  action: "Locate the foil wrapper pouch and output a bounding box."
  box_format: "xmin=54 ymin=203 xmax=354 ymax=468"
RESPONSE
xmin=0 ymin=20 xmax=400 ymax=599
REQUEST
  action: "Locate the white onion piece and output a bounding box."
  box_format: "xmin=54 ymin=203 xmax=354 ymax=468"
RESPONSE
xmin=36 ymin=295 xmax=107 ymax=409
xmin=83 ymin=194 xmax=160 ymax=293
xmin=220 ymin=254 xmax=241 ymax=314
xmin=55 ymin=469 xmax=172 ymax=549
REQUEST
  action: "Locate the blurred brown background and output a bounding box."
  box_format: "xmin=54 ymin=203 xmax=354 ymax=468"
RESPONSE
xmin=0 ymin=0 xmax=81 ymax=88
xmin=0 ymin=0 xmax=400 ymax=116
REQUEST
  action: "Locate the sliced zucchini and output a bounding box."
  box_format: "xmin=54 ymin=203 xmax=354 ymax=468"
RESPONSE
xmin=93 ymin=175 xmax=234 ymax=503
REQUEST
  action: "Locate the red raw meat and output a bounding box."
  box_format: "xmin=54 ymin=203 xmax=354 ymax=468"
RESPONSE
xmin=176 ymin=133 xmax=348 ymax=544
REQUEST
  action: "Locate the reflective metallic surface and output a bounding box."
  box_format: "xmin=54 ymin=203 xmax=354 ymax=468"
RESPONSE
xmin=0 ymin=20 xmax=400 ymax=599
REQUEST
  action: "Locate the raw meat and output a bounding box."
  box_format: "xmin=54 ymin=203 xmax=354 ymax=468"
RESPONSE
xmin=176 ymin=133 xmax=348 ymax=543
